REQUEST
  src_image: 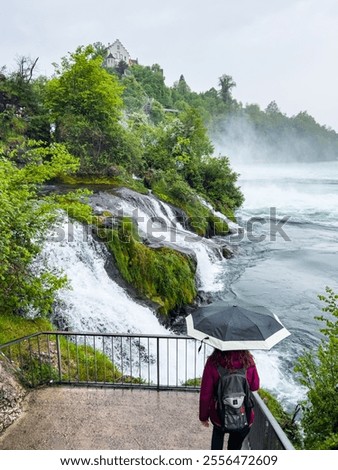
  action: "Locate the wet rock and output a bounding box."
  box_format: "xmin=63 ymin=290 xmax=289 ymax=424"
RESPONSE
xmin=221 ymin=244 xmax=234 ymax=259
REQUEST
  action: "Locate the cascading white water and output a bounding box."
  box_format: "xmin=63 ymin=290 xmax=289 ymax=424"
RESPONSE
xmin=43 ymin=217 xmax=167 ymax=335
xmin=38 ymin=159 xmax=338 ymax=413
xmin=197 ymin=195 xmax=241 ymax=234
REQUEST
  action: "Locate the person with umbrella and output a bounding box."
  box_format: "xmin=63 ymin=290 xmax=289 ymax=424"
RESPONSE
xmin=185 ymin=302 xmax=291 ymax=450
xmin=199 ymin=348 xmax=260 ymax=450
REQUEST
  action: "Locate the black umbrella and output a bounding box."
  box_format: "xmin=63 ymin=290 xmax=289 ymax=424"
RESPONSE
xmin=186 ymin=302 xmax=291 ymax=350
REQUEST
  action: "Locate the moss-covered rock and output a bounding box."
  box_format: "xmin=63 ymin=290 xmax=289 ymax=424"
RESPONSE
xmin=57 ymin=169 xmax=148 ymax=195
xmin=98 ymin=218 xmax=197 ymax=317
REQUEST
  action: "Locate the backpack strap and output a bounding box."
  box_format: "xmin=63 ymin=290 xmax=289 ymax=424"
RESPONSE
xmin=217 ymin=365 xmax=246 ymax=377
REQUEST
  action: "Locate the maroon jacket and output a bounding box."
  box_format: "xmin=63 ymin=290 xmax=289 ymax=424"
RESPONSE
xmin=199 ymin=351 xmax=260 ymax=427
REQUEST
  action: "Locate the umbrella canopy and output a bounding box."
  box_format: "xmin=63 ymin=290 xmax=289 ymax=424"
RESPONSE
xmin=186 ymin=302 xmax=291 ymax=351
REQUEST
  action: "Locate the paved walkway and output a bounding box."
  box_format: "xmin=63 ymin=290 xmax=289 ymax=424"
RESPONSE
xmin=0 ymin=387 xmax=213 ymax=450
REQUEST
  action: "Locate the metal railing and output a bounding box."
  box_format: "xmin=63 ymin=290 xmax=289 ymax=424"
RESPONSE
xmin=0 ymin=331 xmax=294 ymax=449
xmin=0 ymin=331 xmax=208 ymax=390
xmin=244 ymin=392 xmax=294 ymax=450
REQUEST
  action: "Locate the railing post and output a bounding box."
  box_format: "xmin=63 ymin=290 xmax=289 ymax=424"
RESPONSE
xmin=56 ymin=334 xmax=62 ymax=384
xmin=156 ymin=337 xmax=160 ymax=391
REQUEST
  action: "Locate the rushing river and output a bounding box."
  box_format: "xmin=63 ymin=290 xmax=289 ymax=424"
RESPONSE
xmin=216 ymin=160 xmax=338 ymax=409
xmin=42 ymin=161 xmax=338 ymax=412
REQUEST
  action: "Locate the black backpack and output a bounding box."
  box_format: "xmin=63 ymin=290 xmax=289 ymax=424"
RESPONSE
xmin=216 ymin=366 xmax=254 ymax=433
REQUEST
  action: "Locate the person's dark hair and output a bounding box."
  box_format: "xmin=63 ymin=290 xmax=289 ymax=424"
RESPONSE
xmin=209 ymin=349 xmax=255 ymax=370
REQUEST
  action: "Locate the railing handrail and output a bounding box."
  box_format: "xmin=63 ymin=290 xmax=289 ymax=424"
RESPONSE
xmin=0 ymin=331 xmax=44 ymax=349
xmin=0 ymin=331 xmax=186 ymax=349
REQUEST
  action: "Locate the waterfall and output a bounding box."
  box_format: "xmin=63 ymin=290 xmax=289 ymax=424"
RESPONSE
xmin=90 ymin=188 xmax=225 ymax=292
xmin=37 ymin=188 xmax=240 ymax=386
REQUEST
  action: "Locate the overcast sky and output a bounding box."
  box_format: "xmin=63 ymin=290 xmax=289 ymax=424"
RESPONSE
xmin=2 ymin=0 xmax=338 ymax=131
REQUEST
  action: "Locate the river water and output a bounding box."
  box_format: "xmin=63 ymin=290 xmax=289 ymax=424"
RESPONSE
xmin=216 ymin=160 xmax=338 ymax=409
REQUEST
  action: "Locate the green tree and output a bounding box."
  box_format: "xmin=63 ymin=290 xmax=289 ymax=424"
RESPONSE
xmin=265 ymin=100 xmax=281 ymax=115
xmin=294 ymin=287 xmax=338 ymax=449
xmin=169 ymin=108 xmax=213 ymax=189
xmin=172 ymin=74 xmax=191 ymax=96
xmin=46 ymin=45 xmax=123 ymax=124
xmin=121 ymin=74 xmax=147 ymax=112
xmin=45 ymin=45 xmax=137 ymax=173
xmin=0 ymin=57 xmax=50 ymax=144
xmin=136 ymin=107 xmax=213 ymax=180
xmin=91 ymin=41 xmax=108 ymax=60
xmin=0 ymin=141 xmax=80 ymax=316
xmin=131 ymin=63 xmax=172 ymax=108
xmin=198 ymin=155 xmax=244 ymax=214
xmin=218 ymin=74 xmax=236 ymax=104
xmin=114 ymin=60 xmax=129 ymax=78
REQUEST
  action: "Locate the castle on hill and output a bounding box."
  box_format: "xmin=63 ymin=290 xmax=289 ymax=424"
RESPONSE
xmin=104 ymin=39 xmax=138 ymax=68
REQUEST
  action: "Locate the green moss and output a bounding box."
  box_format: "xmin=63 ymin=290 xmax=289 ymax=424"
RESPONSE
xmin=102 ymin=218 xmax=197 ymax=316
xmin=207 ymin=214 xmax=229 ymax=236
xmin=151 ymin=176 xmax=207 ymax=236
xmin=55 ymin=191 xmax=95 ymax=224
xmin=55 ymin=169 xmax=232 ymax=237
xmin=219 ymin=206 xmax=236 ymax=223
xmin=59 ymin=173 xmax=148 ymax=194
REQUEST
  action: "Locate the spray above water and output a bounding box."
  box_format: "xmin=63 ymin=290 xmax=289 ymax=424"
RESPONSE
xmin=210 ymin=112 xmax=338 ymax=164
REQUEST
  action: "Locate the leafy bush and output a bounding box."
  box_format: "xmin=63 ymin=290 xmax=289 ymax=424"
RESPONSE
xmin=294 ymin=287 xmax=338 ymax=449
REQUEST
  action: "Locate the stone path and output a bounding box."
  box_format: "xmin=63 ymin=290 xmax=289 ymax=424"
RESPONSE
xmin=0 ymin=386 xmax=213 ymax=450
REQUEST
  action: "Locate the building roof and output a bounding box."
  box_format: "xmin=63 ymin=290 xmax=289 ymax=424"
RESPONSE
xmin=108 ymin=39 xmax=131 ymax=58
